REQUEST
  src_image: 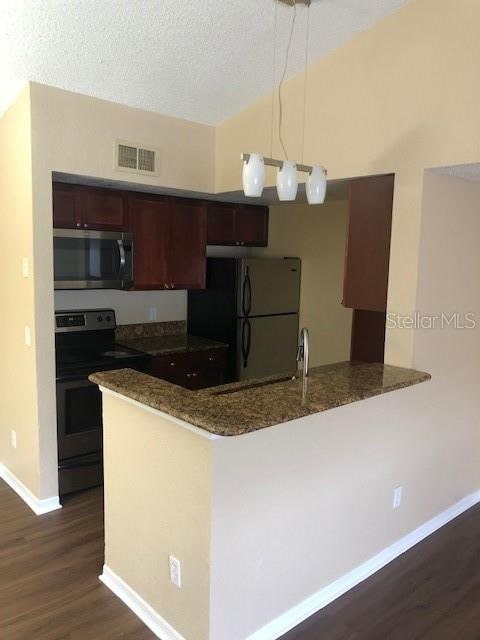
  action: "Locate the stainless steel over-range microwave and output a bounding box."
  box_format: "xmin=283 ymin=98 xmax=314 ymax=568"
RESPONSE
xmin=53 ymin=229 xmax=133 ymax=290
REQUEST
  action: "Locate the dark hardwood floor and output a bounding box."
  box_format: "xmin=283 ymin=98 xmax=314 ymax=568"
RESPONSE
xmin=2 ymin=479 xmax=480 ymax=640
xmin=0 ymin=480 xmax=155 ymax=640
xmin=281 ymin=502 xmax=480 ymax=640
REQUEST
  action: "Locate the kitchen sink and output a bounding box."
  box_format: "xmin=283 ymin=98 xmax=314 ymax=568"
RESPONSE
xmin=211 ymin=375 xmax=296 ymax=396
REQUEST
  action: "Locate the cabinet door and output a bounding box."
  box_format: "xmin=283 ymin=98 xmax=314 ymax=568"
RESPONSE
xmin=150 ymin=350 xmax=227 ymax=389
xmin=343 ymin=175 xmax=394 ymax=312
xmin=128 ymin=196 xmax=170 ymax=290
xmin=150 ymin=354 xmax=187 ymax=385
xmin=207 ymin=203 xmax=269 ymax=247
xmin=167 ymin=198 xmax=207 ymax=289
xmin=235 ymin=205 xmax=269 ymax=247
xmin=207 ymin=203 xmax=237 ymax=245
xmin=52 ymin=183 xmax=81 ymax=229
xmin=79 ymin=187 xmax=126 ymax=231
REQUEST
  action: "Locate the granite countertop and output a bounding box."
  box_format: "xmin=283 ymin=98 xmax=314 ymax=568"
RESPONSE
xmin=89 ymin=361 xmax=431 ymax=437
xmin=117 ymin=334 xmax=228 ymax=357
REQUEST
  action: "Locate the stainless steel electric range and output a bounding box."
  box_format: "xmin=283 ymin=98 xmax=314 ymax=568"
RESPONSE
xmin=55 ymin=309 xmax=150 ymax=496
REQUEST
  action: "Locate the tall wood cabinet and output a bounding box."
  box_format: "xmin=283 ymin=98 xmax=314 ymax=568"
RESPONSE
xmin=343 ymin=174 xmax=394 ymax=313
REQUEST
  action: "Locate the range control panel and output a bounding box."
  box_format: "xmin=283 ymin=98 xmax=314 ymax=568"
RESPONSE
xmin=55 ymin=309 xmax=116 ymax=333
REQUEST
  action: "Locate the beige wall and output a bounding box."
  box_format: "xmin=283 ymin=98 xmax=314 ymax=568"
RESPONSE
xmin=31 ymin=83 xmax=215 ymax=499
xmin=252 ymin=200 xmax=352 ymax=367
xmin=102 ymin=394 xmax=212 ymax=640
xmin=209 ymin=172 xmax=480 ymax=640
xmin=0 ymin=86 xmax=43 ymax=495
xmin=215 ymin=0 xmax=480 ymax=367
xmin=100 ymin=172 xmax=480 ymax=639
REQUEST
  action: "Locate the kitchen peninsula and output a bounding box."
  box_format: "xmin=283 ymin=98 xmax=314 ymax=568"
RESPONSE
xmin=91 ymin=362 xmax=430 ymax=640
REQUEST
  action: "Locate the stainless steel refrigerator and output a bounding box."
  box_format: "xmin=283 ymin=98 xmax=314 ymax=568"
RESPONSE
xmin=188 ymin=257 xmax=301 ymax=382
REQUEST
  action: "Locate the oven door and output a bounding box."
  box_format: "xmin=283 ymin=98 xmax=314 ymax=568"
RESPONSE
xmin=56 ymin=378 xmax=103 ymax=460
xmin=53 ymin=229 xmax=133 ymax=290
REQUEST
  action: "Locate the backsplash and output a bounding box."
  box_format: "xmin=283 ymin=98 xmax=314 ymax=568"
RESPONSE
xmin=54 ymin=289 xmax=187 ymax=324
xmin=115 ymin=320 xmax=186 ymax=341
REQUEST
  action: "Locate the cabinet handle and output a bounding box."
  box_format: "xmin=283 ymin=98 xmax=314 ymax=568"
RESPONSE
xmin=235 ymin=241 xmax=240 ymax=246
xmin=171 ymin=283 xmax=175 ymax=289
xmin=241 ymin=241 xmax=245 ymax=246
xmin=164 ymin=284 xmax=168 ymax=289
xmin=76 ymin=222 xmax=81 ymax=228
xmin=208 ymin=356 xmax=214 ymax=362
xmin=84 ymin=224 xmax=88 ymax=229
xmin=169 ymin=362 xmax=175 ymax=367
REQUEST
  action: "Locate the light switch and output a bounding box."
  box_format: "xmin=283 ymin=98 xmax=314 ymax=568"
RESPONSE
xmin=22 ymin=257 xmax=29 ymax=278
xmin=24 ymin=326 xmax=32 ymax=347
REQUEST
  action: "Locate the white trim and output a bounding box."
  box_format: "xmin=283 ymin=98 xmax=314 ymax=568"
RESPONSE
xmin=100 ymin=565 xmax=186 ymax=640
xmin=246 ymin=489 xmax=480 ymax=640
xmin=99 ymin=386 xmax=222 ymax=440
xmin=0 ymin=463 xmax=61 ymax=516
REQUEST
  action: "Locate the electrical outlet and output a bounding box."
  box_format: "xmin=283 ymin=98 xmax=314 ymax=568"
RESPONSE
xmin=11 ymin=430 xmax=17 ymax=449
xmin=169 ymin=554 xmax=182 ymax=588
xmin=24 ymin=326 xmax=32 ymax=347
xmin=22 ymin=257 xmax=29 ymax=278
xmin=392 ymin=486 xmax=403 ymax=509
xmin=149 ymin=307 xmax=158 ymax=322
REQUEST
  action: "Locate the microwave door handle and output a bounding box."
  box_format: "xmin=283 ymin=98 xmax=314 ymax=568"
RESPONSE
xmin=117 ymin=239 xmax=126 ymax=277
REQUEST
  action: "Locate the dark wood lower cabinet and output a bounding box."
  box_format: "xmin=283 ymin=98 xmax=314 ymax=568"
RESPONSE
xmin=150 ymin=349 xmax=227 ymax=390
xmin=350 ymin=309 xmax=386 ymax=363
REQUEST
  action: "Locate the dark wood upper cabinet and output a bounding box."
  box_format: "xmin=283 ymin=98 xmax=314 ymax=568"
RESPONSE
xmin=128 ymin=196 xmax=170 ymax=290
xmin=207 ymin=203 xmax=237 ymax=245
xmin=52 ymin=183 xmax=80 ymax=228
xmin=343 ymin=174 xmax=394 ymax=312
xmin=236 ymin=205 xmax=269 ymax=246
xmin=78 ymin=188 xmax=126 ymax=231
xmin=52 ymin=183 xmax=126 ymax=231
xmin=167 ymin=198 xmax=207 ymax=289
xmin=128 ymin=195 xmax=207 ymax=290
xmin=207 ymin=202 xmax=269 ymax=247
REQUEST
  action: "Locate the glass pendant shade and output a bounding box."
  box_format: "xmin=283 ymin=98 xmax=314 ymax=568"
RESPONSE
xmin=306 ymin=166 xmax=327 ymax=204
xmin=242 ymin=154 xmax=265 ymax=197
xmin=276 ymin=161 xmax=298 ymax=201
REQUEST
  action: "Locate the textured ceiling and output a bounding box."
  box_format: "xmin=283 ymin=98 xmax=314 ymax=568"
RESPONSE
xmin=0 ymin=0 xmax=409 ymax=125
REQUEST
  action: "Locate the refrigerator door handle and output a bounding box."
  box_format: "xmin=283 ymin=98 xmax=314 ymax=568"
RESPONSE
xmin=241 ymin=318 xmax=251 ymax=368
xmin=242 ymin=267 xmax=252 ymax=316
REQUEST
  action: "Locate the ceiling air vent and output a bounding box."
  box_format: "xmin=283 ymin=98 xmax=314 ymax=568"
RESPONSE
xmin=115 ymin=141 xmax=159 ymax=176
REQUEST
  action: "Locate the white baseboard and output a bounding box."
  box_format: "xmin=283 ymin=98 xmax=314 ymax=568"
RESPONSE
xmin=246 ymin=489 xmax=480 ymax=640
xmin=0 ymin=463 xmax=61 ymax=516
xmin=100 ymin=565 xmax=187 ymax=640
xmin=99 ymin=491 xmax=480 ymax=640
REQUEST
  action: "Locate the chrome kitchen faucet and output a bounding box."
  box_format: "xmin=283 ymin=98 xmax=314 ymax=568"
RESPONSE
xmin=297 ymin=327 xmax=310 ymax=378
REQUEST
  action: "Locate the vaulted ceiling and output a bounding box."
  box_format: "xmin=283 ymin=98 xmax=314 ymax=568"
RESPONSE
xmin=0 ymin=0 xmax=409 ymax=125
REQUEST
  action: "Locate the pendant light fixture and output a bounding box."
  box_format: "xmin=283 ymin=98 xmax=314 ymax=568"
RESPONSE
xmin=241 ymin=0 xmax=327 ymax=204
xmin=242 ymin=153 xmax=265 ymax=197
xmin=277 ymin=160 xmax=298 ymax=200
xmin=306 ymin=165 xmax=327 ymax=204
